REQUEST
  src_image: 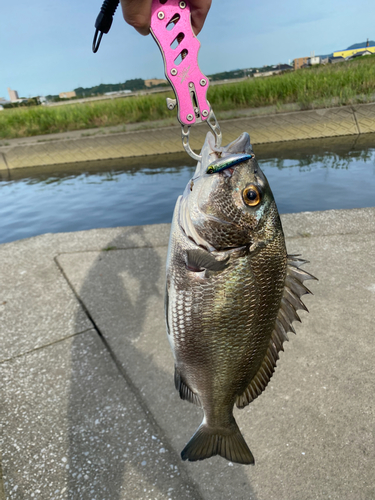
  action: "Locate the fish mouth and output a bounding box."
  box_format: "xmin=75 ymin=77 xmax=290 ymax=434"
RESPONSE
xmin=221 ymin=167 xmax=235 ymax=178
xmin=194 ymin=132 xmax=254 ymax=179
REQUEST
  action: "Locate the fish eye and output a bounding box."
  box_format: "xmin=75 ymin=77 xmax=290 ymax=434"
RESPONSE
xmin=242 ymin=184 xmax=261 ymax=206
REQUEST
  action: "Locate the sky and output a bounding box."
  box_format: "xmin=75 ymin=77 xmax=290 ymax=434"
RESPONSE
xmin=2 ymin=0 xmax=375 ymax=99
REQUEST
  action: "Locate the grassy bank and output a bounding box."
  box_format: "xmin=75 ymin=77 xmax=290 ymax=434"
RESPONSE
xmin=1 ymin=55 xmax=375 ymax=139
xmin=0 ymin=93 xmax=175 ymax=139
xmin=209 ymin=55 xmax=375 ymax=110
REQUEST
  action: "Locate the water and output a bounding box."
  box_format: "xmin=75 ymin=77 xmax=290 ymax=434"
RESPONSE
xmin=1 ymin=135 xmax=375 ymax=244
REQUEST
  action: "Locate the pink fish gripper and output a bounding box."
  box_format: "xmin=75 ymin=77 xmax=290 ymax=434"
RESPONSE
xmin=150 ymin=0 xmax=222 ymax=161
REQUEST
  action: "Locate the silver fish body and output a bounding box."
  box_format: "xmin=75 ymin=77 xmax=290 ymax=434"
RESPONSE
xmin=165 ymin=132 xmax=315 ymax=465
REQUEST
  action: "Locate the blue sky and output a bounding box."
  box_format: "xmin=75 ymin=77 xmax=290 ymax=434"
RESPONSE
xmin=2 ymin=0 xmax=375 ymax=98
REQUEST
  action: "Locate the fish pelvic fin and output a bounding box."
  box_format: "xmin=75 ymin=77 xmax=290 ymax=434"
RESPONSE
xmin=236 ymin=254 xmax=317 ymax=409
xmin=181 ymin=418 xmax=254 ymax=465
xmin=174 ymin=366 xmax=201 ymax=407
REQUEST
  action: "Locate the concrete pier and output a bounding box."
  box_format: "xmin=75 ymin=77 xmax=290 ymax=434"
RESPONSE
xmin=1 ymin=208 xmax=374 ymax=499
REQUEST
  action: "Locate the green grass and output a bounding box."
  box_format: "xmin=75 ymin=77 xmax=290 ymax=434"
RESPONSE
xmin=208 ymin=55 xmax=375 ymax=110
xmin=1 ymin=55 xmax=375 ymax=140
xmin=0 ymin=92 xmax=175 ymax=139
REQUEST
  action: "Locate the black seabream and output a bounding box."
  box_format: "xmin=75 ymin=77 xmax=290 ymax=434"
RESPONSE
xmin=165 ymin=132 xmax=316 ymax=465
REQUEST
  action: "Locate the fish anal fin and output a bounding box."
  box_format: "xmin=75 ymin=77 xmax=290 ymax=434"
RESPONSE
xmin=236 ymin=255 xmax=317 ymax=409
xmin=181 ymin=418 xmax=254 ymax=465
xmin=174 ymin=366 xmax=201 ymax=407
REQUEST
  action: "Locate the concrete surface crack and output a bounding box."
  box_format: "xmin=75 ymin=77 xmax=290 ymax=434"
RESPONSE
xmin=0 ymin=153 xmax=10 ymax=178
xmin=0 ymin=329 xmax=93 ymax=364
xmin=55 ymin=243 xmax=168 ymax=256
xmin=351 ymin=133 xmax=361 ymax=150
xmin=351 ymin=106 xmax=361 ymax=135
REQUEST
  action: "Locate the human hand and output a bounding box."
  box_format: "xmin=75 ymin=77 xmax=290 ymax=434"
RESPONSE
xmin=120 ymin=0 xmax=212 ymax=36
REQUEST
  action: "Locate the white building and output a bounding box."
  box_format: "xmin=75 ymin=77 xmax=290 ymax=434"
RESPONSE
xmin=309 ymin=56 xmax=321 ymax=65
xmin=307 ymin=51 xmax=320 ymax=66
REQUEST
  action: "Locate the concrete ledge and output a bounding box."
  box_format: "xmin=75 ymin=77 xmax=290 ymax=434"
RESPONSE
xmin=1 ymin=208 xmax=375 ymax=499
xmin=1 ymin=102 xmax=375 ymax=171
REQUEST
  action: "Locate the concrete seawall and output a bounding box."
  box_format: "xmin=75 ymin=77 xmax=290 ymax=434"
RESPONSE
xmin=1 ymin=208 xmax=375 ymax=499
xmin=1 ymin=102 xmax=375 ymax=171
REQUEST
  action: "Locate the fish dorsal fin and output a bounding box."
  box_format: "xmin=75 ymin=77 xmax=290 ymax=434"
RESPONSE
xmin=236 ymin=255 xmax=317 ymax=408
xmin=175 ymin=366 xmax=202 ymax=407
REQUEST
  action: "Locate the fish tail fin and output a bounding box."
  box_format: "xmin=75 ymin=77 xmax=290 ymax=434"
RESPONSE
xmin=181 ymin=419 xmax=254 ymax=465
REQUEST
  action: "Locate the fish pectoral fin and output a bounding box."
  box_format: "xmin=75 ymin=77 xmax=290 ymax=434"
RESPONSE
xmin=181 ymin=418 xmax=254 ymax=465
xmin=186 ymin=249 xmax=229 ymax=272
xmin=174 ymin=366 xmax=201 ymax=407
xmin=236 ymin=254 xmax=317 ymax=409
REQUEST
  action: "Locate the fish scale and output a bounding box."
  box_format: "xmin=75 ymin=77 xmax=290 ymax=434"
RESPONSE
xmin=174 ymin=241 xmax=276 ymax=400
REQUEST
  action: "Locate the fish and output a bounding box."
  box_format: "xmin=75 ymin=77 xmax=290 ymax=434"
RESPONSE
xmin=206 ymin=153 xmax=254 ymax=175
xmin=165 ymin=131 xmax=316 ymax=465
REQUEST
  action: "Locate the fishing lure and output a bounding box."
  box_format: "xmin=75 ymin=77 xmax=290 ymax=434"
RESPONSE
xmin=206 ymin=153 xmax=254 ymax=175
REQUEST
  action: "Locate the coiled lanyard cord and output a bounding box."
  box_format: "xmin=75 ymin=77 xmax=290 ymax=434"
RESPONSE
xmin=92 ymin=0 xmax=120 ymax=53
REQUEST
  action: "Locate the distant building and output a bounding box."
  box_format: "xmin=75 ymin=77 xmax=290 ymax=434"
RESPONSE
xmin=0 ymin=105 xmax=4 ymax=111
xmin=293 ymin=57 xmax=309 ymax=70
xmin=294 ymin=54 xmax=322 ymax=69
xmin=273 ymin=63 xmax=293 ymax=71
xmin=252 ymin=63 xmax=292 ymax=78
xmin=104 ymin=90 xmax=132 ymax=96
xmin=253 ymin=71 xmax=275 ymax=78
xmin=346 ymin=49 xmax=373 ymax=60
xmin=7 ymin=88 xmax=19 ymax=102
xmin=309 ymin=56 xmax=321 ymax=65
xmin=329 ymin=56 xmax=345 ymax=64
xmin=59 ymin=91 xmax=76 ymax=99
xmin=144 ymin=79 xmax=168 ymax=87
xmin=333 ymin=46 xmax=375 ymax=59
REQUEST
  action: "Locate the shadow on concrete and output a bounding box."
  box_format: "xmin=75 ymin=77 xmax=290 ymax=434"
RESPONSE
xmin=65 ymin=225 xmax=258 ymax=499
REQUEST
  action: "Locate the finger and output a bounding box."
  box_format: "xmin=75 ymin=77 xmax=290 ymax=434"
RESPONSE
xmin=189 ymin=0 xmax=212 ymax=35
xmin=120 ymin=0 xmax=153 ymax=36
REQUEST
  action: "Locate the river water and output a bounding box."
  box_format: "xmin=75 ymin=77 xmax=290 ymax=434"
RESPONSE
xmin=0 ymin=134 xmax=374 ymax=244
